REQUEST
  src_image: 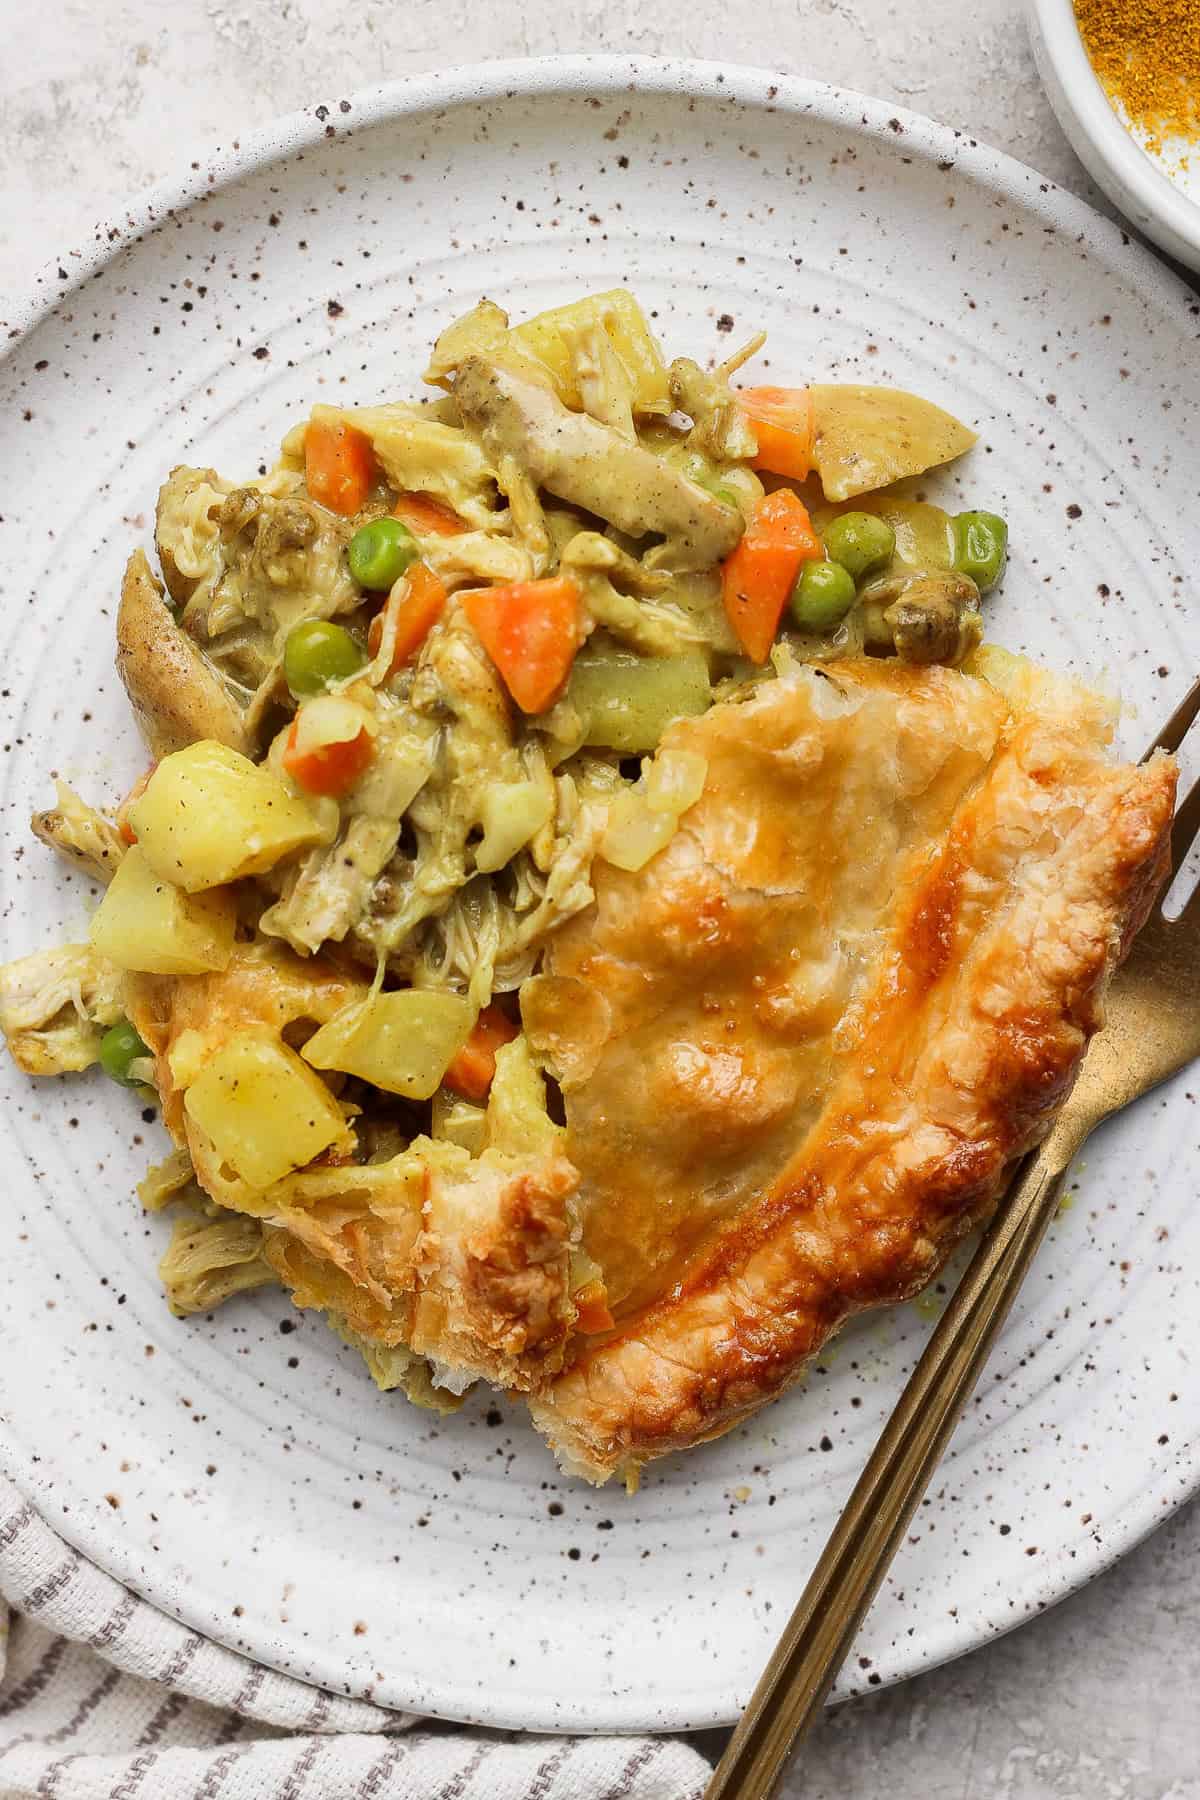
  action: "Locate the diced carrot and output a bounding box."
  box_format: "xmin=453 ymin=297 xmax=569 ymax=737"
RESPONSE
xmin=367 ymin=563 xmax=448 ymax=676
xmin=304 ymin=419 xmax=374 ymax=515
xmin=739 ymin=386 xmax=814 ymax=482
xmin=572 ymin=1279 xmax=615 ymax=1336
xmin=116 ymin=765 xmax=156 ymax=845
xmin=282 ymin=716 xmax=373 ymax=796
xmin=393 ymin=491 xmax=464 ymax=537
xmin=461 ymin=576 xmax=583 ymax=714
xmin=442 ymin=1004 xmax=520 ymax=1103
xmin=720 ymin=488 xmax=822 ymax=663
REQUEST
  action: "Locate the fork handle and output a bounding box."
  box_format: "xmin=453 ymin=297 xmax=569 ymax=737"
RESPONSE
xmin=704 ymin=1125 xmax=1085 ymax=1800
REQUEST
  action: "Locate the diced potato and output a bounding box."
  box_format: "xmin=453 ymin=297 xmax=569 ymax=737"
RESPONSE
xmin=568 ymin=648 xmax=711 ymax=753
xmin=302 ymin=989 xmax=475 ymax=1099
xmin=514 ymin=291 xmax=671 ymax=416
xmin=809 ymin=385 xmax=977 ymax=501
xmin=475 ymin=781 xmax=554 ymax=874
xmin=183 ymin=1034 xmax=348 ymax=1189
xmin=129 ymin=740 xmax=327 ymax=893
xmin=89 ymin=846 xmax=236 ymax=975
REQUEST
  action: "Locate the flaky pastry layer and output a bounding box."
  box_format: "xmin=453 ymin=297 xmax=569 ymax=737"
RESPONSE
xmin=526 ymin=660 xmax=1175 ymax=1481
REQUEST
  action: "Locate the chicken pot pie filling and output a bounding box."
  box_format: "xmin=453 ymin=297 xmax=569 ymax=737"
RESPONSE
xmin=0 ymin=292 xmax=1175 ymax=1484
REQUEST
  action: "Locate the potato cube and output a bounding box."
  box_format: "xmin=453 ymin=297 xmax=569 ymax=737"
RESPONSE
xmin=89 ymin=846 xmax=236 ymax=975
xmin=808 ymin=386 xmax=977 ymax=501
xmin=514 ymin=290 xmax=671 ymax=415
xmin=184 ymin=1034 xmax=348 ymax=1189
xmin=129 ymin=739 xmax=326 ymax=893
xmin=303 ymin=989 xmax=474 ymax=1099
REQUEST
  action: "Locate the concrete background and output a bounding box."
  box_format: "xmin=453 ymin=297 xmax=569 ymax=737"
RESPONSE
xmin=2 ymin=2 xmax=1198 ymax=1794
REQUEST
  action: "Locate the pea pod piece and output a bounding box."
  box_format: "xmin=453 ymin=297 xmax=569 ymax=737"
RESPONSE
xmin=952 ymin=511 xmax=1008 ymax=594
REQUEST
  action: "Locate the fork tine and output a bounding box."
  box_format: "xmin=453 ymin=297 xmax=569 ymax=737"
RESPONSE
xmin=1144 ymin=672 xmax=1200 ymax=762
xmin=1169 ymin=774 xmax=1200 ymax=883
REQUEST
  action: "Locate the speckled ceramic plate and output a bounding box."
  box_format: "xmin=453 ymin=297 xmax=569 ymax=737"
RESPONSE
xmin=1 ymin=58 xmax=1198 ymax=1734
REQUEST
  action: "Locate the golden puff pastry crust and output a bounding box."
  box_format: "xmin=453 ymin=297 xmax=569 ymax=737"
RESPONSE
xmin=525 ymin=659 xmax=1175 ymax=1483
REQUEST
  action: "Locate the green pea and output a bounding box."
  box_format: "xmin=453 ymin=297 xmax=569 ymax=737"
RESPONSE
xmin=283 ymin=620 xmax=367 ymax=698
xmin=710 ymin=486 xmax=741 ymax=509
xmin=790 ymin=559 xmax=858 ymax=632
xmin=820 ymin=511 xmax=896 ymax=584
xmin=952 ymin=511 xmax=1008 ymax=594
xmin=348 ymin=517 xmax=418 ymax=590
xmin=99 ymin=1020 xmax=151 ymax=1087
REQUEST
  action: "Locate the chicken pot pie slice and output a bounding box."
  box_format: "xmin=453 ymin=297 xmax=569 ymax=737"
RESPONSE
xmin=524 ymin=658 xmax=1175 ymax=1483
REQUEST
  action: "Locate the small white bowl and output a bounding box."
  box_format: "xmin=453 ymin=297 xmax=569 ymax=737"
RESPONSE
xmin=1029 ymin=0 xmax=1200 ymax=270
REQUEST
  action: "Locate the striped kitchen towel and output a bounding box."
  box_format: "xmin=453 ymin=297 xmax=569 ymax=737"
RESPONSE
xmin=0 ymin=1481 xmax=710 ymax=1799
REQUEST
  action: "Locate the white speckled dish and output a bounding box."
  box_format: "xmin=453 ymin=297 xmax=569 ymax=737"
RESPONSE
xmin=1 ymin=58 xmax=1198 ymax=1735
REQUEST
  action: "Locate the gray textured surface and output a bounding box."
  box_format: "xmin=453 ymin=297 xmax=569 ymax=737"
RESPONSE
xmin=1 ymin=2 xmax=1198 ymax=1793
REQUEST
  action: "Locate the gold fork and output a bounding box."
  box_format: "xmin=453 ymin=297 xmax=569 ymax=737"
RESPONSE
xmin=705 ymin=674 xmax=1200 ymax=1800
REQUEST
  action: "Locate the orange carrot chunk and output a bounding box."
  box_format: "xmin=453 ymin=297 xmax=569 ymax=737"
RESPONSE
xmin=442 ymin=1004 xmax=520 ymax=1103
xmin=282 ymin=717 xmax=373 ymax=796
xmin=393 ymin=491 xmax=464 ymax=537
xmin=367 ymin=563 xmax=448 ymax=676
xmin=720 ymin=488 xmax=822 ymax=664
xmin=304 ymin=419 xmax=374 ymax=515
xmin=739 ymin=386 xmax=814 ymax=482
xmin=461 ymin=576 xmax=583 ymax=714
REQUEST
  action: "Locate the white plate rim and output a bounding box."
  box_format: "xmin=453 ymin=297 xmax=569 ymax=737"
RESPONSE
xmin=1 ymin=54 xmax=1197 ymax=1730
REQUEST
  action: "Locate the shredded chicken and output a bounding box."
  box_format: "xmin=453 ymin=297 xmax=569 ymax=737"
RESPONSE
xmin=0 ymin=945 xmax=124 ymax=1075
xmin=453 ymin=356 xmax=743 ymax=571
xmin=155 ymin=467 xmax=359 ymax=687
xmin=31 ymin=781 xmax=126 ymax=885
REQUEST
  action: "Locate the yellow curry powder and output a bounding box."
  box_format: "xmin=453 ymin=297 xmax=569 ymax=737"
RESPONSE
xmin=1074 ymin=0 xmax=1200 ymax=159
